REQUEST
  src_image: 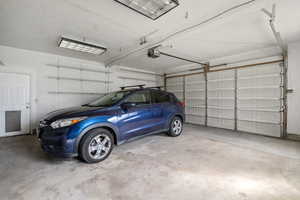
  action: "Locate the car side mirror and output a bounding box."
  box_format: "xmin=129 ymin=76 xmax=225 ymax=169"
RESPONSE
xmin=121 ymin=102 xmax=136 ymax=110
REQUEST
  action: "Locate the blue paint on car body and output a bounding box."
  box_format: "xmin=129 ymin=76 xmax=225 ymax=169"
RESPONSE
xmin=38 ymin=88 xmax=185 ymax=158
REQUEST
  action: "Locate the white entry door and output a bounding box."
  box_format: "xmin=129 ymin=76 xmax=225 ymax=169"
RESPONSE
xmin=0 ymin=73 xmax=30 ymax=137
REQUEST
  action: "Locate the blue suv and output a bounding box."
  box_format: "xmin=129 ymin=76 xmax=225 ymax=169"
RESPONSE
xmin=38 ymin=85 xmax=185 ymax=163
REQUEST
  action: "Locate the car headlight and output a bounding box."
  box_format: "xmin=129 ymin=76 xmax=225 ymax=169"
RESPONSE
xmin=50 ymin=117 xmax=87 ymax=129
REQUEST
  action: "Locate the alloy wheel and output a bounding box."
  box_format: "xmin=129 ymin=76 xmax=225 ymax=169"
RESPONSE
xmin=88 ymin=134 xmax=112 ymax=160
xmin=172 ymin=119 xmax=182 ymax=135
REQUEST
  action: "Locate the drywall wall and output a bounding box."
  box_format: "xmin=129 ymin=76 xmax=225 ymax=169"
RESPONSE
xmin=287 ymin=41 xmax=300 ymax=135
xmin=0 ymin=45 xmax=162 ymax=132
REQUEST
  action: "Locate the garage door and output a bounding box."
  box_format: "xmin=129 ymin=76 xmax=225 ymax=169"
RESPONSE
xmin=207 ymin=70 xmax=235 ymax=130
xmin=237 ymin=61 xmax=283 ymax=137
xmin=165 ymin=58 xmax=284 ymax=137
xmin=185 ymin=74 xmax=206 ymax=125
xmin=166 ymin=76 xmax=184 ymax=102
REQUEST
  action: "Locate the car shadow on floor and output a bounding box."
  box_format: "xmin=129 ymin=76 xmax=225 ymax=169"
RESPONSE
xmin=1 ymin=135 xmax=77 ymax=164
xmin=2 ymin=131 xmax=171 ymax=164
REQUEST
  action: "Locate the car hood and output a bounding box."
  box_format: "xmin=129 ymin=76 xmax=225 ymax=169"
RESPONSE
xmin=43 ymin=106 xmax=107 ymax=122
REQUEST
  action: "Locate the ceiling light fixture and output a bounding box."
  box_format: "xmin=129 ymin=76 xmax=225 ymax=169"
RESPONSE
xmin=114 ymin=0 xmax=179 ymax=20
xmin=58 ymin=37 xmax=107 ymax=55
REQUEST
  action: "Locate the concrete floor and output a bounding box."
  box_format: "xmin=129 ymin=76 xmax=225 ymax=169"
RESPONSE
xmin=1 ymin=124 xmax=300 ymax=200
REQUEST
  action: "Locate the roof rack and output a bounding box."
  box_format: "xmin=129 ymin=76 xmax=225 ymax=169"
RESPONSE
xmin=120 ymin=84 xmax=145 ymax=90
xmin=146 ymin=86 xmax=164 ymax=90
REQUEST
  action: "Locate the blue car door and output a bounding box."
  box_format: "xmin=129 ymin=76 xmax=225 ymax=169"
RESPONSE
xmin=117 ymin=90 xmax=154 ymax=140
xmin=150 ymin=90 xmax=172 ymax=130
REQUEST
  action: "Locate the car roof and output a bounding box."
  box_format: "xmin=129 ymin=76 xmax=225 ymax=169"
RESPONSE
xmin=117 ymin=88 xmax=171 ymax=94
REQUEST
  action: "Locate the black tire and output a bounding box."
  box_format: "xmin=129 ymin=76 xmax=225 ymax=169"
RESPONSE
xmin=167 ymin=116 xmax=183 ymax=137
xmin=79 ymin=128 xmax=114 ymax=163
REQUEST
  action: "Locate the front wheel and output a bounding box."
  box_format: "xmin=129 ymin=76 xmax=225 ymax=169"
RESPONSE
xmin=167 ymin=116 xmax=183 ymax=137
xmin=79 ymin=128 xmax=114 ymax=163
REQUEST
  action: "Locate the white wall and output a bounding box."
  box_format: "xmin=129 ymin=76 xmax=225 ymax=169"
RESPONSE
xmin=0 ymin=45 xmax=162 ymax=131
xmin=108 ymin=66 xmax=163 ymax=92
xmin=287 ymin=41 xmax=300 ymax=135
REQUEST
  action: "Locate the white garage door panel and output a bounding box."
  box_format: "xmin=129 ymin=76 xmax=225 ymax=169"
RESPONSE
xmin=238 ymin=121 xmax=281 ymax=137
xmin=165 ymin=58 xmax=284 ymax=137
xmin=185 ymin=74 xmax=206 ymax=125
xmin=237 ymin=62 xmax=283 ymax=137
xmin=186 ymin=114 xmax=206 ymax=125
xmin=238 ymin=87 xmax=281 ymax=98
xmin=166 ymin=77 xmax=184 ymax=101
xmin=238 ymin=98 xmax=281 ymax=106
xmin=208 ymin=98 xmax=234 ymax=107
xmin=207 ymin=70 xmax=235 ymax=130
xmin=207 ymin=118 xmax=235 ymax=130
xmin=208 ymin=107 xmax=234 ymax=119
xmin=238 ymin=109 xmax=281 ymax=122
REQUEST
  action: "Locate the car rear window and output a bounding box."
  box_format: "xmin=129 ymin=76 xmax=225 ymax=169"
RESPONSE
xmin=152 ymin=90 xmax=171 ymax=103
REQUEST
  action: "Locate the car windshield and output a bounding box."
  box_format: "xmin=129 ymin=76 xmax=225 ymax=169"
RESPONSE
xmin=85 ymin=91 xmax=130 ymax=107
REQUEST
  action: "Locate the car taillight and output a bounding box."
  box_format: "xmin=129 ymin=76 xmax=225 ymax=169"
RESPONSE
xmin=178 ymin=101 xmax=185 ymax=107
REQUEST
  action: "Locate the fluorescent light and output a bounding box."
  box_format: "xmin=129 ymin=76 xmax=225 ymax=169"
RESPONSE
xmin=58 ymin=37 xmax=107 ymax=55
xmin=114 ymin=0 xmax=179 ymax=20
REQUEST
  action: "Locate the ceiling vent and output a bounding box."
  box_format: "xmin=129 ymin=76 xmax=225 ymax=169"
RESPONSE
xmin=114 ymin=0 xmax=179 ymax=20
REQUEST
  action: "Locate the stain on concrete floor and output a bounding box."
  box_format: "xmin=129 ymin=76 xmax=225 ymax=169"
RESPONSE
xmin=1 ymin=124 xmax=300 ymax=200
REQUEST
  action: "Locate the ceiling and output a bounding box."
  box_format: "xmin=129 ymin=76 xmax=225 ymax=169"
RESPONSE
xmin=0 ymin=0 xmax=299 ymax=72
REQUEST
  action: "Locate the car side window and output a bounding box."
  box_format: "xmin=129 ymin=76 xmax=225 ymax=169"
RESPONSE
xmin=125 ymin=90 xmax=151 ymax=105
xmin=152 ymin=91 xmax=171 ymax=103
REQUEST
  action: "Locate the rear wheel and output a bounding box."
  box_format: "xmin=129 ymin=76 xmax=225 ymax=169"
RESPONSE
xmin=167 ymin=116 xmax=183 ymax=137
xmin=79 ymin=128 xmax=114 ymax=163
